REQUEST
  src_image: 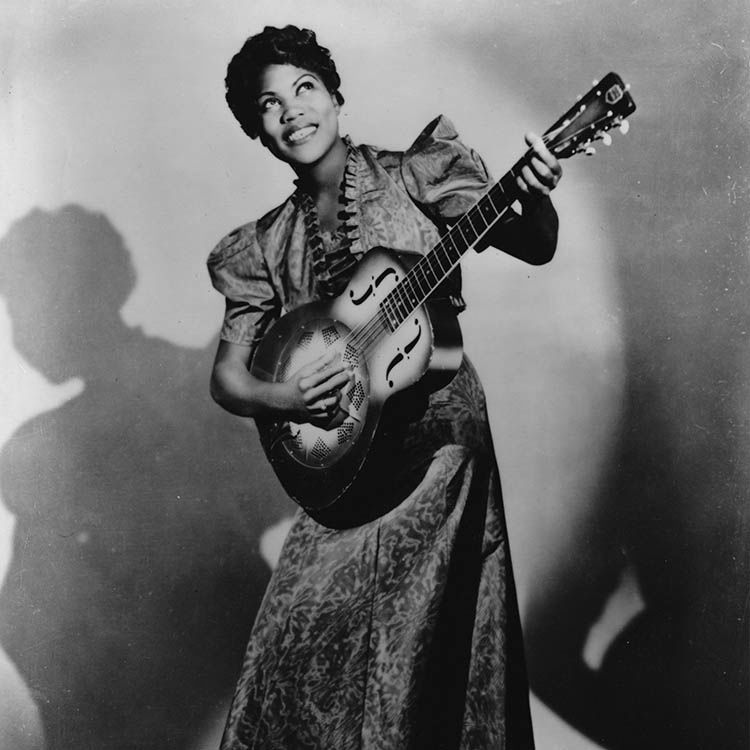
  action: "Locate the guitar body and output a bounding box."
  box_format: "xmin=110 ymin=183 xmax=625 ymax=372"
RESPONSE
xmin=251 ymin=247 xmax=463 ymax=518
xmin=247 ymin=72 xmax=636 ymax=525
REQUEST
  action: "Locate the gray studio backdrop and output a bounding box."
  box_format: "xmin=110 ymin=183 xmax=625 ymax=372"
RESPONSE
xmin=0 ymin=1 xmax=746 ymax=749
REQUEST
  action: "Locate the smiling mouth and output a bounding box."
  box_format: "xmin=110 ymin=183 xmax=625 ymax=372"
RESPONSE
xmin=286 ymin=125 xmax=317 ymax=144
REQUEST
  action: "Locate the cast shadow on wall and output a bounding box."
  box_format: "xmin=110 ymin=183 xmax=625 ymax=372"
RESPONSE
xmin=0 ymin=205 xmax=293 ymax=750
xmin=524 ymin=298 xmax=748 ymax=744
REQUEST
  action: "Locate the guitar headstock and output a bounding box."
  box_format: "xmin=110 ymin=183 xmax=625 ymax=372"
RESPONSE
xmin=544 ymin=72 xmax=636 ymax=159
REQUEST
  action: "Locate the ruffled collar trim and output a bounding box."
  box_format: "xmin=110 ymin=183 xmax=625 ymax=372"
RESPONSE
xmin=293 ymin=136 xmax=363 ymax=297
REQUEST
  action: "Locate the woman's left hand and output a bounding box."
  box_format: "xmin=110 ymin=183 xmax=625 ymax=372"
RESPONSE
xmin=516 ymin=132 xmax=563 ymax=199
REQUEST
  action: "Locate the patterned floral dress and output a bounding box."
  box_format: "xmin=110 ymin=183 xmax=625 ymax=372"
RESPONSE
xmin=208 ymin=116 xmax=535 ymax=749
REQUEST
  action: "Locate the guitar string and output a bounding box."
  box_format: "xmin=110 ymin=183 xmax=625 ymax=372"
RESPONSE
xmin=342 ymin=156 xmax=524 ymax=357
xmin=340 ymin=188 xmax=512 ymax=362
xmin=371 ymin=107 xmax=629 ymax=346
xmin=342 ymin=146 xmax=540 ymax=356
xmin=249 ymin=106 xmax=627 ymax=384
xmin=336 ymin=108 xmax=621 ymax=362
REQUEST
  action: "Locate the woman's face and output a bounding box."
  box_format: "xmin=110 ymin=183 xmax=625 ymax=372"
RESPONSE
xmin=255 ymin=64 xmax=341 ymax=169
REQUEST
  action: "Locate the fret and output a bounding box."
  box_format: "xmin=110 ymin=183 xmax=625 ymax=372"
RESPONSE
xmin=429 ymin=256 xmax=445 ymax=289
xmin=422 ymin=262 xmax=435 ymax=294
xmin=493 ymin=177 xmax=507 ymax=203
xmin=403 ymin=282 xmax=415 ymax=316
xmin=418 ymin=255 xmax=435 ymax=290
xmin=457 ymin=216 xmax=474 ymax=245
xmin=432 ymin=242 xmax=451 ymax=275
xmin=422 ymin=268 xmax=433 ymax=295
xmin=379 ymin=169 xmax=525 ymax=331
xmin=411 ymin=264 xmax=427 ymax=299
xmin=487 ymin=186 xmax=504 ymax=218
xmin=478 ymin=194 xmax=498 ymax=224
xmin=391 ymin=295 xmax=403 ymax=324
xmin=381 ymin=297 xmax=397 ymax=331
xmin=464 ymin=208 xmax=487 ymax=239
xmin=433 ymin=244 xmax=453 ymax=276
xmin=452 ymin=221 xmax=471 ymax=254
xmin=422 ymin=254 xmax=441 ymax=289
xmin=461 ymin=212 xmax=479 ymax=239
xmin=381 ymin=296 xmax=390 ymax=328
xmin=403 ymin=278 xmax=419 ymax=311
xmin=395 ymin=283 xmax=408 ymax=323
xmin=440 ymin=234 xmax=460 ymax=264
xmin=499 ymin=167 xmax=519 ymax=201
xmin=386 ymin=290 xmax=399 ymax=326
xmin=469 ymin=204 xmax=489 ymax=234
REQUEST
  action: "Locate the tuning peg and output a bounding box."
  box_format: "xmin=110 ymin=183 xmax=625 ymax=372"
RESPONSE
xmin=619 ymin=119 xmax=630 ymax=134
xmin=592 ymin=79 xmax=599 ymax=86
xmin=584 ymin=146 xmax=596 ymax=156
xmin=575 ymin=94 xmax=582 ymax=102
xmin=601 ymin=132 xmax=612 ymax=146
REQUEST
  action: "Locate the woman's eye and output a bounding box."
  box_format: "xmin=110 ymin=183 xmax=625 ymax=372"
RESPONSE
xmin=259 ymin=97 xmax=281 ymax=113
xmin=297 ymin=81 xmax=315 ymax=94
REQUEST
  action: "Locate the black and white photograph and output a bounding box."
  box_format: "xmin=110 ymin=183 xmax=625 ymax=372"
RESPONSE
xmin=0 ymin=1 xmax=746 ymax=748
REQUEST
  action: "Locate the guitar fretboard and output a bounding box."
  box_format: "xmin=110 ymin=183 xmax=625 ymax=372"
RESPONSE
xmin=380 ymin=159 xmax=525 ymax=330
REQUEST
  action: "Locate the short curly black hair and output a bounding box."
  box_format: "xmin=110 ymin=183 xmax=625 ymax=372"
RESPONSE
xmin=225 ymin=25 xmax=344 ymax=140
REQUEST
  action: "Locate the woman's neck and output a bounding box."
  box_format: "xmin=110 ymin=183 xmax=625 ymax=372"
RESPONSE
xmin=293 ymin=136 xmax=348 ymax=199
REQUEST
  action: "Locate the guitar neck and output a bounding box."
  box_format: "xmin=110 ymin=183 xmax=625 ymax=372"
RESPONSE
xmin=378 ymin=71 xmax=636 ymax=332
xmin=380 ymin=157 xmax=526 ymax=330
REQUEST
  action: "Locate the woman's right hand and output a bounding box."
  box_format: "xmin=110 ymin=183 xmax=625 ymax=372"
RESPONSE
xmin=282 ymin=349 xmax=353 ymax=427
xmin=211 ymin=339 xmax=352 ymax=424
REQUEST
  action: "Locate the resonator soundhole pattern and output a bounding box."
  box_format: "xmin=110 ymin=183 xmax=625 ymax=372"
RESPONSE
xmin=342 ymin=343 xmax=360 ymax=367
xmin=277 ymin=318 xmax=372 ymax=469
xmin=277 ymin=356 xmax=291 ymax=382
xmin=337 ymin=422 xmax=354 ymax=445
xmin=310 ymin=438 xmax=330 ymax=463
xmin=298 ymin=331 xmax=314 ymax=349
xmin=347 ymin=381 xmax=366 ymax=410
xmin=322 ymin=325 xmax=340 ymax=347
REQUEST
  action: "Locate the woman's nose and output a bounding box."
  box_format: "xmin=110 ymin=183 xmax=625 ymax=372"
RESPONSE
xmin=281 ymin=102 xmax=304 ymax=122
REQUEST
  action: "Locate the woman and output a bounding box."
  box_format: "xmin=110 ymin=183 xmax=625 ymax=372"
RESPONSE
xmin=208 ymin=25 xmax=561 ymax=750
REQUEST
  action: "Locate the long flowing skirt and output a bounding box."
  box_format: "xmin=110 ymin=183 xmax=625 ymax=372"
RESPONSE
xmin=220 ymin=358 xmax=535 ymax=750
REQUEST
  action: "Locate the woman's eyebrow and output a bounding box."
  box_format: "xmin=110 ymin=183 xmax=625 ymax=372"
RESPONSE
xmin=293 ymin=73 xmax=317 ymax=86
xmin=257 ymin=73 xmax=317 ymax=99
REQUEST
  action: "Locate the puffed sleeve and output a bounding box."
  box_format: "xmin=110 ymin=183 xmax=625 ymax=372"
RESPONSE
xmin=207 ymin=222 xmax=281 ymax=349
xmin=399 ymin=115 xmax=495 ymax=223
